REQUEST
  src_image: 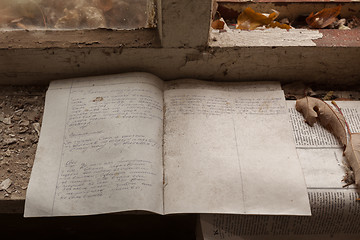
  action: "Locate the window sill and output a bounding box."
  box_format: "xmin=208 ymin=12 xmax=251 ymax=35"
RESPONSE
xmin=212 ymin=0 xmax=360 ymax=47
xmin=210 ymin=28 xmax=360 ymax=47
xmin=0 ymin=28 xmax=160 ymax=50
xmin=0 ymin=0 xmax=358 ymax=85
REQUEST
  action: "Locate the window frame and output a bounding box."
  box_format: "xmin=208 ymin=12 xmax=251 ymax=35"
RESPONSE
xmin=0 ymin=0 xmax=359 ymax=86
xmin=0 ymin=0 xmax=213 ymax=50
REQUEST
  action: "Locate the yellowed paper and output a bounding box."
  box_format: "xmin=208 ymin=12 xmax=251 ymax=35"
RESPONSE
xmin=163 ymin=89 xmax=311 ymax=215
xmin=24 ymin=73 xmax=164 ymax=217
xmin=25 ymin=74 xmax=311 ymax=217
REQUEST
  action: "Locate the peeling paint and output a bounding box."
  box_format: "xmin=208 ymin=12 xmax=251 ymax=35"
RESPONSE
xmin=209 ymin=28 xmax=323 ymax=47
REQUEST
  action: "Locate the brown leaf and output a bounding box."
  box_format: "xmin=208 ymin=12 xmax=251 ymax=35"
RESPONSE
xmin=268 ymin=21 xmax=292 ymax=30
xmin=344 ymin=133 xmax=360 ymax=185
xmin=306 ymin=5 xmax=342 ymax=29
xmin=295 ymin=96 xmax=347 ymax=146
xmin=211 ymin=19 xmax=225 ymax=30
xmin=236 ymin=7 xmax=276 ymax=30
xmin=236 ymin=7 xmax=290 ymax=30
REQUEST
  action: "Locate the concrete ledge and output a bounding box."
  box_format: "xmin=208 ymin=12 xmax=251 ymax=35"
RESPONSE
xmin=0 ymin=46 xmax=359 ymax=85
xmin=0 ymin=28 xmax=160 ymax=49
xmin=0 ymin=199 xmax=24 ymax=214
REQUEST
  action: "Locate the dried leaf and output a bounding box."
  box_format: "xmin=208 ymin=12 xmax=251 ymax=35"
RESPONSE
xmin=298 ymin=98 xmax=360 ymax=187
xmin=306 ymin=5 xmax=342 ymax=29
xmin=236 ymin=7 xmax=277 ymax=30
xmin=295 ymin=96 xmax=347 ymax=146
xmin=268 ymin=21 xmax=292 ymax=30
xmin=331 ymin=101 xmax=360 ymax=187
xmin=236 ymin=7 xmax=291 ymax=30
xmin=211 ymin=19 xmax=224 ymax=30
xmin=344 ymin=133 xmax=360 ymax=185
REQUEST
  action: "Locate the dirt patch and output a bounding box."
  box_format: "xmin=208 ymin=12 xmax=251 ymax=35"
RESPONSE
xmin=0 ymin=86 xmax=46 ymax=200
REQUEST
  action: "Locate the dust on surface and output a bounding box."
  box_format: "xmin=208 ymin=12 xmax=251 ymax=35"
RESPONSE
xmin=0 ymin=86 xmax=46 ymax=200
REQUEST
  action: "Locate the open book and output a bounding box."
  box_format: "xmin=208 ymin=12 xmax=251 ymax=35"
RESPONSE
xmin=24 ymin=72 xmax=311 ymax=217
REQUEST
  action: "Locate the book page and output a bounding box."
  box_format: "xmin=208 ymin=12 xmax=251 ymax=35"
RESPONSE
xmin=287 ymin=100 xmax=360 ymax=189
xmin=200 ymin=190 xmax=360 ymax=240
xmin=24 ymin=73 xmax=164 ymax=217
xmin=163 ymin=87 xmax=311 ymax=215
xmin=199 ymin=101 xmax=360 ymax=240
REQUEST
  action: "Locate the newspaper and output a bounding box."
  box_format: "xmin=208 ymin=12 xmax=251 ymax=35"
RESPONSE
xmin=200 ymin=100 xmax=360 ymax=240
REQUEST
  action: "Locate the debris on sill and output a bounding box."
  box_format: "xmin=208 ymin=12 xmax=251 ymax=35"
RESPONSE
xmin=236 ymin=7 xmax=291 ymax=30
xmin=210 ymin=26 xmax=324 ymax=47
xmin=282 ymin=82 xmax=360 ymax=101
xmin=0 ymin=178 xmax=12 ymax=192
xmin=212 ymin=6 xmax=359 ymax=31
xmin=210 ymin=6 xmax=359 ymax=46
xmin=0 ymin=86 xmax=45 ymax=199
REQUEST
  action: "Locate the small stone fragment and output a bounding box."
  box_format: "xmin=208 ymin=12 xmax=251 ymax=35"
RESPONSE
xmin=4 ymin=138 xmax=17 ymax=145
xmin=30 ymin=136 xmax=39 ymax=144
xmin=15 ymin=109 xmax=24 ymax=116
xmin=0 ymin=178 xmax=12 ymax=191
xmin=19 ymin=127 xmax=28 ymax=133
xmin=20 ymin=120 xmax=30 ymax=126
xmin=339 ymin=25 xmax=351 ymax=30
xmin=33 ymin=123 xmax=40 ymax=136
xmin=0 ymin=113 xmax=12 ymax=125
xmin=5 ymin=149 xmax=11 ymax=157
xmin=335 ymin=18 xmax=351 ymax=30
xmin=337 ymin=18 xmax=346 ymax=26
